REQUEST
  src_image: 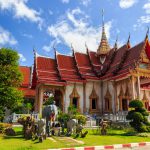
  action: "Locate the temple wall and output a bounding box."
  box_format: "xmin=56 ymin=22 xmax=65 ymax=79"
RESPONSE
xmin=64 ymin=83 xmax=84 ymax=113
xmin=85 ymin=81 xmax=101 ymax=113
xmin=102 ymin=81 xmax=115 ymax=113
xmin=140 ymin=90 xmax=150 ymax=100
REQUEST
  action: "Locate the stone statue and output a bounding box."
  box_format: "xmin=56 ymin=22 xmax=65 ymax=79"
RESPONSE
xmin=42 ymin=101 xmax=58 ymax=136
xmin=100 ymin=119 xmax=108 ymax=135
xmin=67 ymin=119 xmax=77 ymax=135
xmin=37 ymin=119 xmax=46 ymax=142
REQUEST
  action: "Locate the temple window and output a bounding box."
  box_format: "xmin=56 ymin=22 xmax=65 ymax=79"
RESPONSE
xmin=104 ymin=84 xmax=112 ymax=112
xmin=72 ymin=97 xmax=78 ymax=108
xmin=92 ymin=98 xmax=97 ymax=110
xmin=89 ymin=84 xmax=99 ymax=113
xmin=122 ymin=99 xmax=128 ymax=111
xmin=142 ymin=90 xmax=149 ymax=110
xmin=69 ymin=84 xmax=80 ymax=110
xmin=105 ymin=98 xmax=110 ymax=111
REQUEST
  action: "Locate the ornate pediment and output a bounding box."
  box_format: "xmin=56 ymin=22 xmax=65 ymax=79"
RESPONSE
xmin=105 ymin=83 xmax=111 ymax=98
xmin=142 ymin=90 xmax=148 ymax=101
xmin=89 ymin=87 xmax=98 ymax=99
xmin=140 ymin=46 xmax=150 ymax=63
xmin=70 ymin=84 xmax=80 ymax=98
xmin=125 ymin=84 xmax=131 ymax=98
xmin=118 ymin=85 xmax=124 ymax=97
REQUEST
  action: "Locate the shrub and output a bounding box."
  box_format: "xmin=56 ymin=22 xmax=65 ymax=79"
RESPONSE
xmin=0 ymin=123 xmax=12 ymax=133
xmin=76 ymin=115 xmax=87 ymax=125
xmin=4 ymin=128 xmax=16 ymax=136
xmin=127 ymin=99 xmax=150 ymax=132
xmin=129 ymin=100 xmax=143 ymax=108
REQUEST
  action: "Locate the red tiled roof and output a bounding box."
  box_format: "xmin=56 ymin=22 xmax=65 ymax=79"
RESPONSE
xmin=74 ymin=52 xmax=99 ymax=80
xmin=19 ymin=87 xmax=35 ymax=97
xmin=88 ymin=51 xmax=101 ymax=73
xmin=56 ymin=54 xmax=83 ymax=82
xmin=145 ymin=40 xmax=150 ymax=60
xmin=19 ymin=66 xmax=31 ymax=87
xmin=36 ymin=56 xmax=65 ymax=85
xmin=107 ymin=41 xmax=146 ymax=80
xmin=116 ymin=41 xmax=145 ymax=77
xmin=100 ymin=45 xmax=128 ymax=79
xmin=19 ymin=66 xmax=35 ymax=97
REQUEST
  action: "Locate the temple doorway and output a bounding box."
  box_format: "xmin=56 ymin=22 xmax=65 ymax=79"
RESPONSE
xmin=122 ymin=99 xmax=128 ymax=111
xmin=54 ymin=90 xmax=63 ymax=110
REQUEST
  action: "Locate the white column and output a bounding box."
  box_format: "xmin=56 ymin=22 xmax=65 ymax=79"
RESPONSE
xmin=38 ymin=85 xmax=44 ymax=115
xmin=137 ymin=75 xmax=141 ymax=99
xmin=131 ymin=76 xmax=136 ymax=99
xmin=34 ymin=87 xmax=39 ymax=112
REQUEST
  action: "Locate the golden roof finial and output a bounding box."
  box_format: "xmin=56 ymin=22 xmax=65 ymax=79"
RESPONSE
xmin=97 ymin=9 xmax=110 ymax=57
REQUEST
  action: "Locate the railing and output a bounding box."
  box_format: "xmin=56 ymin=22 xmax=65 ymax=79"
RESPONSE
xmin=12 ymin=113 xmax=39 ymax=123
xmin=103 ymin=111 xmax=129 ymax=122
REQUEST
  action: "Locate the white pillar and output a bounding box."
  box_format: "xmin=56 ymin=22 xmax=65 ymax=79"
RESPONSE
xmin=137 ymin=75 xmax=141 ymax=98
xmin=38 ymin=85 xmax=44 ymax=115
xmin=131 ymin=76 xmax=136 ymax=99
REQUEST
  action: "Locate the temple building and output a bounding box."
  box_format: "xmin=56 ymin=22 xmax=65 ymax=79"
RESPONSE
xmin=20 ymin=20 xmax=150 ymax=115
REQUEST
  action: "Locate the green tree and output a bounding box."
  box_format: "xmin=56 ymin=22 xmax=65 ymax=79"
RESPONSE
xmin=26 ymin=103 xmax=32 ymax=114
xmin=126 ymin=99 xmax=150 ymax=132
xmin=0 ymin=48 xmax=23 ymax=121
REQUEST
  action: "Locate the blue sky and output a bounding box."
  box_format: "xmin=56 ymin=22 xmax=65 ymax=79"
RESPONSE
xmin=0 ymin=0 xmax=150 ymax=66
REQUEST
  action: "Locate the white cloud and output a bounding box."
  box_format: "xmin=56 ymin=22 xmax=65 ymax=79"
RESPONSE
xmin=134 ymin=1 xmax=150 ymax=29
xmin=47 ymin=8 xmax=112 ymax=53
xmin=43 ymin=39 xmax=61 ymax=52
xmin=143 ymin=1 xmax=150 ymax=14
xmin=80 ymin=0 xmax=91 ymax=7
xmin=19 ymin=53 xmax=26 ymax=62
xmin=49 ymin=10 xmax=53 ymax=15
xmin=0 ymin=0 xmax=43 ymax=28
xmin=0 ymin=26 xmax=17 ymax=46
xmin=119 ymin=0 xmax=138 ymax=9
xmin=138 ymin=15 xmax=150 ymax=24
xmin=22 ymin=33 xmax=33 ymax=39
xmin=62 ymin=0 xmax=70 ymax=3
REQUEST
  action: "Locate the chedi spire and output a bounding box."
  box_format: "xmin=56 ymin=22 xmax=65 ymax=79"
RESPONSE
xmin=97 ymin=9 xmax=110 ymax=64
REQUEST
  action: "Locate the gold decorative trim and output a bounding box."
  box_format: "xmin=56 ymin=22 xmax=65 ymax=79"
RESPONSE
xmin=104 ymin=82 xmax=112 ymax=112
xmin=69 ymin=83 xmax=80 ymax=111
xmin=89 ymin=83 xmax=99 ymax=113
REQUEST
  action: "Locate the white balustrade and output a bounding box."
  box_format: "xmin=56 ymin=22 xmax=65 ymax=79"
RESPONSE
xmin=12 ymin=113 xmax=39 ymax=123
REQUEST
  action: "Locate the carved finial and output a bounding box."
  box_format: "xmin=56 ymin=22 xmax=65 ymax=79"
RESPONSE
xmin=71 ymin=43 xmax=75 ymax=56
xmin=145 ymin=26 xmax=149 ymax=41
xmin=127 ymin=33 xmax=131 ymax=48
xmin=85 ymin=42 xmax=89 ymax=54
xmin=53 ymin=43 xmax=57 ymax=59
xmin=114 ymin=36 xmax=118 ymax=49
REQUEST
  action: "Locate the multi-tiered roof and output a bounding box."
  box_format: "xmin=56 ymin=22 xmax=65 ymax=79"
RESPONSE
xmin=30 ymin=33 xmax=150 ymax=89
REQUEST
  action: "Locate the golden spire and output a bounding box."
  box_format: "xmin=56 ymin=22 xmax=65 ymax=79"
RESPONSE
xmin=97 ymin=9 xmax=110 ymax=57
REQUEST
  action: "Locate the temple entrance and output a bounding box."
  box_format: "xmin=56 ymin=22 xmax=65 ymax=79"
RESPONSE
xmin=43 ymin=89 xmax=63 ymax=110
xmin=54 ymin=90 xmax=63 ymax=110
xmin=122 ymin=99 xmax=128 ymax=111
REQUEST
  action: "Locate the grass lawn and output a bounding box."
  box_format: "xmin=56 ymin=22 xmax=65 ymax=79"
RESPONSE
xmin=0 ymin=127 xmax=150 ymax=150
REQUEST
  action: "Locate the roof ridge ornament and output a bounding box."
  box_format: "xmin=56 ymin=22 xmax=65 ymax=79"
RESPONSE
xmin=85 ymin=42 xmax=89 ymax=54
xmin=114 ymin=35 xmax=118 ymax=50
xmin=71 ymin=43 xmax=75 ymax=56
xmin=127 ymin=33 xmax=131 ymax=48
xmin=145 ymin=26 xmax=149 ymax=41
